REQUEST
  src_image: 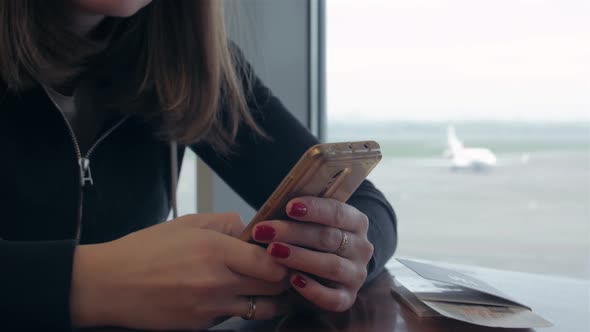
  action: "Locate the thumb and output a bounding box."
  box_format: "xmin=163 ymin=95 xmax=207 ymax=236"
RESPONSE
xmin=176 ymin=212 xmax=246 ymax=237
xmin=203 ymin=212 xmax=246 ymax=237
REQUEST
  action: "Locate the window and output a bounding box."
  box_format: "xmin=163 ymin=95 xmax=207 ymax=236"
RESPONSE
xmin=176 ymin=150 xmax=196 ymax=217
xmin=327 ymin=0 xmax=589 ymax=279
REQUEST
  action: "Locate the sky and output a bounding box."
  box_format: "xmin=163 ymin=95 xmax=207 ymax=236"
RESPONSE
xmin=327 ymin=0 xmax=590 ymax=122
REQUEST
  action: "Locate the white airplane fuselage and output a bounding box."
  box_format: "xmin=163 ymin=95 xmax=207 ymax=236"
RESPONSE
xmin=446 ymin=126 xmax=497 ymax=170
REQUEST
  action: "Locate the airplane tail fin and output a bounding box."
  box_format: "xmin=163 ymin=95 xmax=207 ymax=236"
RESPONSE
xmin=447 ymin=125 xmax=464 ymax=155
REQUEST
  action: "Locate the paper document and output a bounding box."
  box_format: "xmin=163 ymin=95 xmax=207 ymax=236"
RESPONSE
xmin=423 ymin=301 xmax=553 ymax=329
xmin=390 ymin=258 xmax=553 ymax=328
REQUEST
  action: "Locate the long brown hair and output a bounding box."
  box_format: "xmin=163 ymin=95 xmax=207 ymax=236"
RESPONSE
xmin=0 ymin=0 xmax=263 ymax=152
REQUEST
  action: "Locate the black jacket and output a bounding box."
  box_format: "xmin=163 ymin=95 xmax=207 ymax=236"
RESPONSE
xmin=0 ymin=56 xmax=397 ymax=330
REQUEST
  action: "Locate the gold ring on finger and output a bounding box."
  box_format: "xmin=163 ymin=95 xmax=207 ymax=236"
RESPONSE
xmin=334 ymin=230 xmax=349 ymax=256
xmin=242 ymin=296 xmax=256 ymax=320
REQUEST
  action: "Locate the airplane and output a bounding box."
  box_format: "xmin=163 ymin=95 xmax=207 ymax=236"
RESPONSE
xmin=444 ymin=126 xmax=497 ymax=171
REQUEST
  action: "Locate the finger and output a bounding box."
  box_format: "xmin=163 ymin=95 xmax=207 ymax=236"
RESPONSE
xmin=224 ymin=239 xmax=289 ymax=283
xmin=252 ymin=221 xmax=373 ymax=261
xmin=227 ymin=296 xmax=289 ymax=321
xmin=267 ymin=242 xmax=367 ymax=287
xmin=289 ymin=273 xmax=356 ymax=312
xmin=229 ymin=275 xmax=291 ymax=296
xmin=285 ymin=197 xmax=369 ymax=234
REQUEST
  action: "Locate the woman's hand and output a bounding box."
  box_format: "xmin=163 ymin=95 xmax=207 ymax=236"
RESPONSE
xmin=70 ymin=213 xmax=290 ymax=331
xmin=251 ymin=197 xmax=374 ymax=312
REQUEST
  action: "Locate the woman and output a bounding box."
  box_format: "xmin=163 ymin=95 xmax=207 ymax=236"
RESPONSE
xmin=0 ymin=0 xmax=397 ymax=330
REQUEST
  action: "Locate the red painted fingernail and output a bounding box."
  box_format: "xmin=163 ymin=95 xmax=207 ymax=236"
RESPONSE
xmin=289 ymin=202 xmax=307 ymax=217
xmin=270 ymin=243 xmax=290 ymax=259
xmin=292 ymin=274 xmax=307 ymax=288
xmin=254 ymin=225 xmax=276 ymax=241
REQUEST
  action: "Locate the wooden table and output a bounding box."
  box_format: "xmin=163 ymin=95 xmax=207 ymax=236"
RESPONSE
xmin=93 ymin=262 xmax=590 ymax=332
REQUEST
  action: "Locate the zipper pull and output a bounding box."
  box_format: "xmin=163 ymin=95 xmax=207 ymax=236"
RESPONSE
xmin=78 ymin=157 xmax=94 ymax=187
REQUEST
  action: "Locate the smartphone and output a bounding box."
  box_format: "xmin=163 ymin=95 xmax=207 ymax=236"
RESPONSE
xmin=239 ymin=141 xmax=382 ymax=242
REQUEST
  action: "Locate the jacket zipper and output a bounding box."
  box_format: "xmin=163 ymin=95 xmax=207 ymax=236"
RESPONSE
xmin=52 ymin=105 xmax=128 ymax=242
